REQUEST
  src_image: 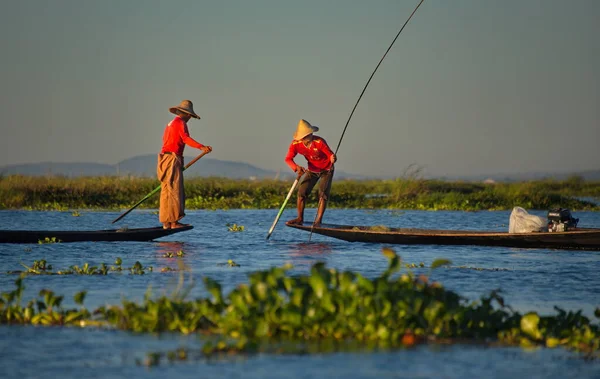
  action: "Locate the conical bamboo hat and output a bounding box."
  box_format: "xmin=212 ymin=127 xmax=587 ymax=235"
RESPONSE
xmin=293 ymin=119 xmax=319 ymax=140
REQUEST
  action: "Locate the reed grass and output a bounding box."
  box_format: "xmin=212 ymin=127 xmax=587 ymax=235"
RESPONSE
xmin=0 ymin=175 xmax=598 ymax=211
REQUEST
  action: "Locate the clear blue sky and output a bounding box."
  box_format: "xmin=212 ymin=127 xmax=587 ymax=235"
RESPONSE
xmin=1 ymin=0 xmax=598 ymax=177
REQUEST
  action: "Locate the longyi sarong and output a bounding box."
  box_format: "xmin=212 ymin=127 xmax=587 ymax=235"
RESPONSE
xmin=157 ymin=153 xmax=185 ymax=224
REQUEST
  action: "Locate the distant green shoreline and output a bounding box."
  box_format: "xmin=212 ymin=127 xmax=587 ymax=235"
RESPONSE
xmin=0 ymin=175 xmax=598 ymax=211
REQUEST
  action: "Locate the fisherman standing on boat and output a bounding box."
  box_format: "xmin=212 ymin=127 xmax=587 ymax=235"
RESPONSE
xmin=157 ymin=100 xmax=212 ymax=229
xmin=285 ymin=119 xmax=337 ymax=226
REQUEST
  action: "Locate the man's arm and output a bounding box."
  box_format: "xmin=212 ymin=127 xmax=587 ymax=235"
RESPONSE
xmin=179 ymin=123 xmax=204 ymax=149
xmin=285 ymin=143 xmax=303 ymax=173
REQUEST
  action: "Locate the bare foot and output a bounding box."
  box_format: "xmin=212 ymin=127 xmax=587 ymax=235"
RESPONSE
xmin=286 ymin=217 xmax=304 ymax=225
xmin=170 ymin=222 xmax=190 ymax=229
xmin=163 ymin=223 xmax=171 ymax=230
xmin=313 ymin=220 xmax=322 ymax=227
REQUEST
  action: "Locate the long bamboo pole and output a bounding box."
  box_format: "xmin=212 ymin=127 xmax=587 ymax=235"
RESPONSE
xmin=266 ymin=173 xmax=302 ymax=240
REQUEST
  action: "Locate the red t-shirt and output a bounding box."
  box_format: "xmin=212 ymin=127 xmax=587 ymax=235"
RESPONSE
xmin=160 ymin=116 xmax=204 ymax=156
xmin=285 ymin=136 xmax=334 ymax=173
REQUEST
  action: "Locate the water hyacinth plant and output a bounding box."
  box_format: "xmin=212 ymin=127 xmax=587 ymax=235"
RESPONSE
xmin=227 ymin=223 xmax=245 ymax=232
xmin=0 ymin=249 xmax=598 ymax=361
xmin=163 ymin=250 xmax=186 ymax=258
xmin=216 ymin=259 xmax=241 ymax=267
xmin=7 ymin=258 xmax=150 ymax=276
xmin=38 ymin=237 xmax=61 ymax=244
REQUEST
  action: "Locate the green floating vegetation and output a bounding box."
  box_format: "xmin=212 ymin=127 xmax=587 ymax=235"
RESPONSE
xmin=0 ymin=250 xmax=599 ymax=362
xmin=226 ymin=223 xmax=245 ymax=232
xmin=163 ymin=250 xmax=186 ymax=258
xmin=454 ymin=266 xmax=510 ymax=272
xmin=0 ymin=175 xmax=598 ymax=211
xmin=7 ymin=258 xmax=151 ymax=276
xmin=216 ymin=259 xmax=241 ymax=267
xmin=38 ymin=237 xmax=61 ymax=244
xmin=405 ymin=262 xmax=426 ymax=268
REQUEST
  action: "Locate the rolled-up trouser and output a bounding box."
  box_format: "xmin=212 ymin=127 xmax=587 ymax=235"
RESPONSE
xmin=298 ymin=169 xmax=334 ymax=201
xmin=157 ymin=153 xmax=185 ymax=224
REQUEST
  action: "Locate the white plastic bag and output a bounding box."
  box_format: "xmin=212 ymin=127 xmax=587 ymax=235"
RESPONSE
xmin=508 ymin=207 xmax=547 ymax=233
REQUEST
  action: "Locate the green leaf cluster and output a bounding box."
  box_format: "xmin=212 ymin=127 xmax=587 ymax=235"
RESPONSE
xmin=1 ymin=251 xmax=599 ymax=360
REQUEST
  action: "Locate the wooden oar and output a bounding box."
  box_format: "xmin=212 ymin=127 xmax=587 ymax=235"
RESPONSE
xmin=111 ymin=150 xmax=210 ymax=224
xmin=266 ymin=173 xmax=302 ymax=240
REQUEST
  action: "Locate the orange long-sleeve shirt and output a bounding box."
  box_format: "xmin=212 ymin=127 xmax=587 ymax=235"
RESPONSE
xmin=160 ymin=116 xmax=205 ymax=156
xmin=285 ymin=136 xmax=334 ymax=173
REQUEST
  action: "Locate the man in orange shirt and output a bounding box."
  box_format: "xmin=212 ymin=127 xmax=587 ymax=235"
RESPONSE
xmin=284 ymin=119 xmax=337 ymax=226
xmin=157 ymin=100 xmax=212 ymax=229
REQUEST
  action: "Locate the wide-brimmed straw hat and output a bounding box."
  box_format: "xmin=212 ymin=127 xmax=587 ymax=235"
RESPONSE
xmin=293 ymin=119 xmax=319 ymax=140
xmin=169 ymin=100 xmax=200 ymax=119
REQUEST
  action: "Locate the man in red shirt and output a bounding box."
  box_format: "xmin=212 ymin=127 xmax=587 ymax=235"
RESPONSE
xmin=284 ymin=119 xmax=337 ymax=226
xmin=157 ymin=100 xmax=212 ymax=229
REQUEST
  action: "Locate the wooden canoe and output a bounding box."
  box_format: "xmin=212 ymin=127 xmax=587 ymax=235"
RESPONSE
xmin=0 ymin=225 xmax=193 ymax=244
xmin=285 ymin=222 xmax=600 ymax=251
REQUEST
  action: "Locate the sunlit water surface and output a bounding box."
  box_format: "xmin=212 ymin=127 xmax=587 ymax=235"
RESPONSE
xmin=1 ymin=209 xmax=599 ymax=378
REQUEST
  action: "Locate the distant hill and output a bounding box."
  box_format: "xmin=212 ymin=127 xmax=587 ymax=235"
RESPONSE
xmin=0 ymin=155 xmax=364 ymax=180
xmin=1 ymin=156 xmax=597 ymax=181
xmin=116 ymin=155 xmax=277 ymax=179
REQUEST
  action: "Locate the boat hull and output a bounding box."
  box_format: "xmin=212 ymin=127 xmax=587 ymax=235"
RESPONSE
xmin=0 ymin=225 xmax=193 ymax=244
xmin=285 ymin=223 xmax=600 ymax=251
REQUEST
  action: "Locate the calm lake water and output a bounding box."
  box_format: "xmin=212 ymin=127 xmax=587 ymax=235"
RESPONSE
xmin=1 ymin=209 xmax=599 ymax=378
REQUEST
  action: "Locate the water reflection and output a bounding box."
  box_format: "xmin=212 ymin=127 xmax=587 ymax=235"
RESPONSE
xmin=154 ymin=241 xmax=187 ymax=256
xmin=152 ymin=241 xmax=202 ymax=266
xmin=287 ymin=242 xmax=333 ymax=256
xmin=286 ymin=242 xmax=334 ymax=267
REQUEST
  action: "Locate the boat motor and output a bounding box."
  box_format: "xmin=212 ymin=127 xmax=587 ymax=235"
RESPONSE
xmin=547 ymin=208 xmax=578 ymax=232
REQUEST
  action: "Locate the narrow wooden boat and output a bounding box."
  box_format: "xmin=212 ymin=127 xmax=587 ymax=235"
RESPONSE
xmin=0 ymin=225 xmax=193 ymax=244
xmin=285 ymin=222 xmax=600 ymax=251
